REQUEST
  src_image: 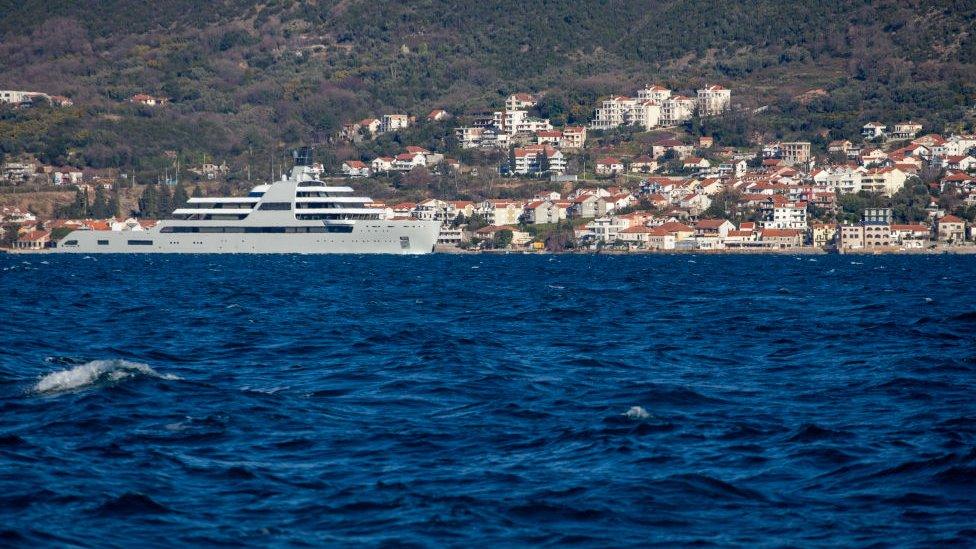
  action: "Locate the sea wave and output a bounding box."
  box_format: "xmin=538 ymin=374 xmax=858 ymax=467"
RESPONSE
xmin=33 ymin=359 xmax=179 ymax=394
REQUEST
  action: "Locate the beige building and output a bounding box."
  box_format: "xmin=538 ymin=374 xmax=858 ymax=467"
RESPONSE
xmin=781 ymin=142 xmax=811 ymax=166
xmin=859 ymin=168 xmax=908 ymax=196
xmin=809 ymin=223 xmax=837 ymax=247
xmin=838 ymin=223 xmax=892 ymax=250
xmin=937 ymin=215 xmax=966 ymax=243
xmin=562 ymin=126 xmax=587 ymax=149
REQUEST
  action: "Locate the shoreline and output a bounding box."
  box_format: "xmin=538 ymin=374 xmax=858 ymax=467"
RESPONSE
xmin=7 ymin=247 xmax=976 ymax=256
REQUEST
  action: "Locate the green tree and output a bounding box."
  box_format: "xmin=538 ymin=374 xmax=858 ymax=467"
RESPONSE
xmin=466 ymin=213 xmax=489 ymax=231
xmin=110 ymin=189 xmax=122 ymax=218
xmin=91 ymin=185 xmax=110 ymax=218
xmin=157 ymin=184 xmax=173 ymax=217
xmin=545 ymin=219 xmax=577 ymax=251
xmin=173 ymin=182 xmax=190 ymax=209
xmin=0 ymin=224 xmax=18 ymax=247
xmin=493 ymin=229 xmax=514 ymax=249
xmin=451 ymin=212 xmax=466 ymax=228
xmin=139 ymin=184 xmax=159 ymax=218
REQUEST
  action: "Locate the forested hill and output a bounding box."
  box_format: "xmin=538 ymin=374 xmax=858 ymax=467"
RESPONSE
xmin=1 ymin=0 xmax=975 ymax=174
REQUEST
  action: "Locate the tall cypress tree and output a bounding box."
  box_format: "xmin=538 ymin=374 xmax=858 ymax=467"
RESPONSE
xmin=74 ymin=188 xmax=90 ymax=218
xmin=110 ymin=189 xmax=122 ymax=218
xmin=173 ymin=182 xmax=189 ymax=209
xmin=91 ymin=185 xmax=109 ymax=218
xmin=139 ymin=184 xmax=158 ymax=218
xmin=157 ymin=185 xmax=172 ymax=218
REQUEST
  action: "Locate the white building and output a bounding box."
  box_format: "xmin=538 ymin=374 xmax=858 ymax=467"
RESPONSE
xmin=660 ymin=96 xmax=696 ymax=126
xmin=341 ymin=160 xmax=371 ymax=177
xmin=381 ymin=114 xmax=411 ymax=133
xmin=505 ymin=93 xmax=538 ymax=111
xmin=696 ymin=85 xmax=731 ymax=117
xmin=760 ymin=198 xmax=808 ymax=230
xmin=510 ymin=145 xmax=566 ymax=176
xmin=0 ymin=90 xmax=50 ymax=105
xmin=862 ymin=122 xmax=887 ymax=139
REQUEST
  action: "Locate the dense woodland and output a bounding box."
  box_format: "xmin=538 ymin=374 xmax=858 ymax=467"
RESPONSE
xmin=1 ymin=0 xmax=975 ymax=189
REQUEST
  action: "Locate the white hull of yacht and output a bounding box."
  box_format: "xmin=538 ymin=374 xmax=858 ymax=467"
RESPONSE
xmin=55 ymin=220 xmax=441 ymax=254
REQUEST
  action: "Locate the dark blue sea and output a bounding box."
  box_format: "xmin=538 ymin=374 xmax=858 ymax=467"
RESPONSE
xmin=1 ymin=254 xmax=975 ymax=546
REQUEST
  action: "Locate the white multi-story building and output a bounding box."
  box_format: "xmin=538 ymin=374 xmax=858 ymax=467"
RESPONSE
xmin=562 ymin=126 xmax=587 ymax=148
xmin=858 ymin=167 xmax=908 ymax=196
xmin=696 ymin=85 xmax=731 ymax=117
xmin=455 ymin=127 xmax=509 ymax=149
xmin=380 ymin=114 xmax=411 ymax=133
xmin=637 ymin=85 xmax=672 ymax=103
xmin=814 ymin=167 xmax=863 ymax=194
xmin=781 ymin=142 xmax=812 ymax=167
xmin=590 ymin=96 xmax=638 ymax=130
xmin=510 ymin=145 xmax=565 ymax=176
xmin=505 ymin=93 xmax=538 ymax=111
xmin=624 ymin=101 xmax=661 ymax=129
xmin=477 ymin=200 xmax=524 ymax=226
xmin=660 ymin=96 xmax=696 ymax=126
xmin=592 ymin=96 xmax=664 ymax=131
xmin=760 ymin=198 xmax=808 ymax=230
xmin=493 ymin=109 xmax=552 ymax=135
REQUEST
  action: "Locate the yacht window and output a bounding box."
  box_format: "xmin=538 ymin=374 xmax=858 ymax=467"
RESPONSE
xmin=97 ymin=240 xmax=109 ymax=245
xmin=259 ymin=202 xmax=292 ymax=210
xmin=128 ymin=240 xmax=153 ymax=245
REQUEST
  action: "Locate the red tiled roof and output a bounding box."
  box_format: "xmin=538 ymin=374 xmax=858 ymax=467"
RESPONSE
xmin=18 ymin=230 xmax=50 ymax=241
xmin=696 ymin=219 xmax=730 ymax=229
xmin=761 ymin=229 xmax=802 ymax=237
xmin=657 ymin=221 xmax=694 ymax=233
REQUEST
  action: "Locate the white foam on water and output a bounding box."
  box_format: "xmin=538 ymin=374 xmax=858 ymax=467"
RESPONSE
xmin=623 ymin=406 xmax=650 ymax=419
xmin=33 ymin=359 xmax=180 ymax=394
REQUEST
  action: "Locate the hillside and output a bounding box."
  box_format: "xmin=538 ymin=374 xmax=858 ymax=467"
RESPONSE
xmin=1 ymin=0 xmax=975 ymax=184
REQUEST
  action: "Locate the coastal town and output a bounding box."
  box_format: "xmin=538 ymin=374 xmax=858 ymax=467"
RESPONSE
xmin=2 ymin=84 xmax=976 ymax=253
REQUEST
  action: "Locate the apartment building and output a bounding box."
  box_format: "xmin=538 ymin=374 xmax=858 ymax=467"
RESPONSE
xmin=759 ymin=197 xmax=808 ymax=230
xmin=781 ymin=142 xmax=812 ymax=166
xmin=696 ymin=85 xmax=731 ymax=117
xmin=381 ymin=114 xmax=411 ymax=133
xmin=505 ymin=93 xmax=538 ymax=111
xmin=510 ymin=145 xmax=566 ymax=176
xmin=659 ymin=96 xmax=696 ymax=126
xmin=561 ymin=126 xmax=587 ymax=148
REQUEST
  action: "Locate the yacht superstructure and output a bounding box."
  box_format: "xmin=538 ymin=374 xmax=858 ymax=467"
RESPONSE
xmin=55 ymin=156 xmax=440 ymax=254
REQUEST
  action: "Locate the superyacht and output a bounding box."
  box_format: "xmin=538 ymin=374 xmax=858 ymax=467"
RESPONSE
xmin=54 ymin=150 xmax=440 ymax=254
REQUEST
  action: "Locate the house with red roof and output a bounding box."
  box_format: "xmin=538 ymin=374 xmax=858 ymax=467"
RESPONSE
xmin=561 ymin=126 xmax=587 ymax=149
xmin=629 ymin=155 xmax=657 ymax=174
xmin=595 ymin=157 xmax=624 ymax=177
xmin=695 ymin=219 xmax=735 ymax=238
xmin=370 ymin=156 xmax=395 ymax=173
xmin=130 ymin=94 xmax=167 ymax=106
xmin=936 ymin=215 xmax=966 ymax=243
xmin=427 ymin=109 xmax=450 ymax=122
xmin=341 ymin=160 xmax=371 ymax=177
xmin=759 ymin=228 xmax=804 ymax=248
xmin=943 ymin=155 xmax=976 ymax=171
xmin=14 ymin=229 xmax=50 ymax=250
